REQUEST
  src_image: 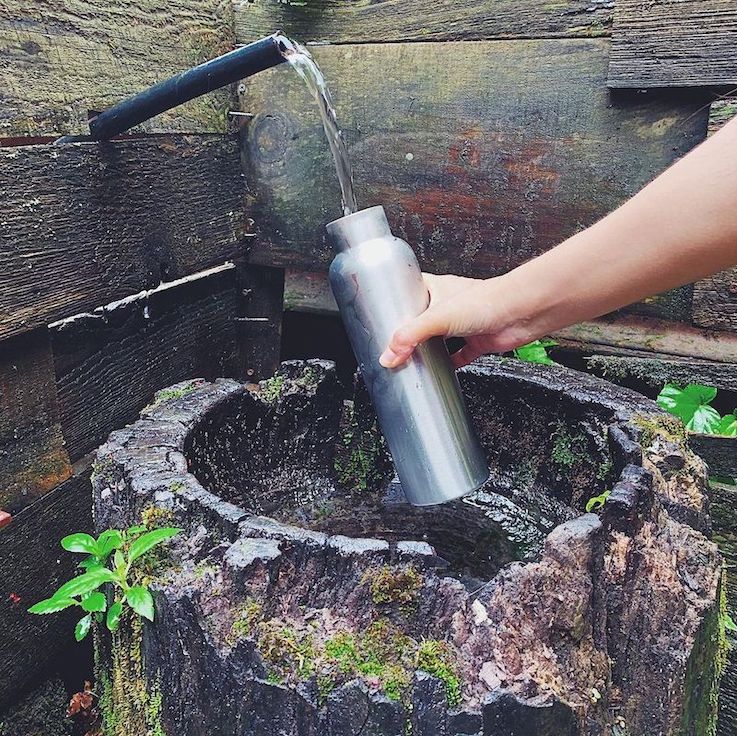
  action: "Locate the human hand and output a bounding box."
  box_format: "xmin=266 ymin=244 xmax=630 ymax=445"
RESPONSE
xmin=378 ymin=273 xmax=534 ymax=369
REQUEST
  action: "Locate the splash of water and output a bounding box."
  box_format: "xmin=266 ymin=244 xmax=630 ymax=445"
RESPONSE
xmin=276 ymin=34 xmax=358 ymax=217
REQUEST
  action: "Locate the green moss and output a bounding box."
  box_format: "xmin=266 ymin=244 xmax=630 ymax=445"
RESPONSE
xmin=259 ymin=374 xmax=285 ymax=403
xmin=678 ymin=568 xmax=728 ymax=736
xmin=631 ymin=413 xmax=687 ymax=450
xmin=365 ymin=565 xmax=423 ymax=608
xmin=259 ymin=622 xmax=316 ymax=680
xmin=146 ymin=380 xmax=203 ymax=410
xmin=415 ymin=640 xmax=462 ymax=707
xmin=334 ymin=402 xmax=388 ymax=493
xmin=168 ymin=480 xmax=185 ymax=493
xmin=550 ymin=422 xmax=587 ymax=469
xmin=227 ymin=599 xmax=263 ymax=645
xmin=141 ymin=505 xmax=175 ymax=531
xmin=98 ymin=612 xmax=165 ymax=736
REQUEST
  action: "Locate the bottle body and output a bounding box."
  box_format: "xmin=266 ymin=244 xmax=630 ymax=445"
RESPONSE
xmin=327 ymin=206 xmax=489 ymax=506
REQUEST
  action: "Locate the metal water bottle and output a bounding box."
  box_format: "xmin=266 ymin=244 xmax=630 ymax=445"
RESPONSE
xmin=327 ymin=206 xmax=489 ymax=506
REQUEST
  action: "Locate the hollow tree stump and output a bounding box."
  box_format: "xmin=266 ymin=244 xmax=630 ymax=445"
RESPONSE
xmin=92 ymin=358 xmax=724 ymax=736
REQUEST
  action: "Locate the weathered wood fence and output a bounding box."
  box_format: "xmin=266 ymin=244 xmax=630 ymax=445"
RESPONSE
xmin=1 ymin=0 xmax=736 ymax=730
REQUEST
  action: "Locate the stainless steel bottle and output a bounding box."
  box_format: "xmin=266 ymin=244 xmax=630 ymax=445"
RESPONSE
xmin=327 ymin=206 xmax=489 ymax=506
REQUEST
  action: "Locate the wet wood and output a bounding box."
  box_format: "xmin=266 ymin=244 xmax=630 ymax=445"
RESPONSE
xmin=51 ymin=266 xmax=242 ymax=462
xmin=690 ymin=435 xmax=737 ymax=478
xmin=0 ymin=330 xmax=72 ymax=515
xmin=0 ymin=0 xmax=233 ymax=137
xmin=0 ymin=467 xmax=92 ymax=710
xmin=608 ymin=0 xmax=737 ymax=88
xmin=693 ymin=269 xmax=737 ymax=332
xmin=0 ymin=136 xmax=249 ymax=341
xmin=241 ymin=40 xmax=708 ymax=321
xmin=234 ymin=0 xmax=613 ymax=45
xmin=586 ymin=354 xmax=737 ymax=393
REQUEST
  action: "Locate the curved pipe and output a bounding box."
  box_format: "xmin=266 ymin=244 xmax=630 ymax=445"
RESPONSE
xmin=79 ymin=33 xmax=287 ymax=142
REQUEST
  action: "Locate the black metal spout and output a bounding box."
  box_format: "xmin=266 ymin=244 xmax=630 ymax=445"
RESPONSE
xmin=60 ymin=33 xmax=288 ymax=143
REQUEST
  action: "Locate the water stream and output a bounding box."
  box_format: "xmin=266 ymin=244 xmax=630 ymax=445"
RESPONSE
xmin=276 ymin=35 xmax=358 ymax=217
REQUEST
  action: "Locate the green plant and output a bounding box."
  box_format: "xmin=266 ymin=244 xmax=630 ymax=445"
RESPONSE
xmin=28 ymin=525 xmax=181 ymax=640
xmin=585 ymin=490 xmax=610 ymax=513
xmin=656 ymin=384 xmax=737 ymax=436
xmin=415 ymin=640 xmax=462 ymax=707
xmin=513 ymin=339 xmax=557 ymax=365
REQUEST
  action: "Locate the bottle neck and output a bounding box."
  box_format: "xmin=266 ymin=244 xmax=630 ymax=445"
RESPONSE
xmin=326 ymin=206 xmax=392 ymax=252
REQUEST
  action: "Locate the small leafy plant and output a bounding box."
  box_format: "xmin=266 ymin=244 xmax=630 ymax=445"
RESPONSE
xmin=513 ymin=339 xmax=557 ymax=366
xmin=656 ymin=384 xmax=737 ymax=436
xmin=28 ymin=525 xmax=180 ymax=641
xmin=585 ymin=490 xmax=611 ymax=513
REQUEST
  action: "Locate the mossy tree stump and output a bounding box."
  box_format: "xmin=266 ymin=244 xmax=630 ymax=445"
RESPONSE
xmin=93 ymin=359 xmax=724 ymax=735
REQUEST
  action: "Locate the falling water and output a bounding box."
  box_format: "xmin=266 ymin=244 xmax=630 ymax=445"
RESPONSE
xmin=276 ymin=35 xmax=358 ymax=217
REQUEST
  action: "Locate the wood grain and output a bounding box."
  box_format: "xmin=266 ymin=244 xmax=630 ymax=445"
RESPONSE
xmin=51 ymin=266 xmax=242 ymax=462
xmin=690 ymin=435 xmax=737 ymax=478
xmin=0 ymin=136 xmax=250 ymax=340
xmin=0 ymin=330 xmax=71 ymax=514
xmin=0 ymin=467 xmax=92 ymax=710
xmin=586 ymin=354 xmax=737 ymax=393
xmin=693 ymin=268 xmax=737 ymax=332
xmin=0 ymin=0 xmax=234 ymax=137
xmin=234 ymin=0 xmax=613 ymax=45
xmin=608 ymin=0 xmax=737 ymax=88
xmin=240 ymin=40 xmax=708 ymax=321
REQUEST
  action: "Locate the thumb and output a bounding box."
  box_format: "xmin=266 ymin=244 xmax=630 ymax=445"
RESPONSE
xmin=379 ymin=306 xmax=449 ymax=368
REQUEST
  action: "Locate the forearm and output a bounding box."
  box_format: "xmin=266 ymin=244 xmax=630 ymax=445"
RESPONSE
xmin=495 ymin=115 xmax=737 ymax=342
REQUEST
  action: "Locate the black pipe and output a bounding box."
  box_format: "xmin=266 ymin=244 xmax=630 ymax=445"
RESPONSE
xmin=80 ymin=33 xmax=287 ymax=142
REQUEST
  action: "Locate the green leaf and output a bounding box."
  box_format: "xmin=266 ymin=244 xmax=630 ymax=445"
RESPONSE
xmin=96 ymin=530 xmax=124 ymax=559
xmin=126 ymin=586 xmax=155 ymax=621
xmin=687 ymin=405 xmax=722 ymax=434
xmin=126 ymin=525 xmax=147 ymax=538
xmin=106 ymin=601 xmax=123 ymax=632
xmin=75 ymin=614 xmax=92 ymax=642
xmin=725 ymin=613 xmax=737 ymax=633
xmin=656 ymin=384 xmax=718 ymax=425
xmin=128 ymin=528 xmax=181 ymax=563
xmin=77 ymin=557 xmax=103 ymax=571
xmin=113 ymin=550 xmax=126 ymax=574
xmin=52 ymin=568 xmax=117 ymax=601
xmin=81 ymin=591 xmax=107 ymax=613
xmin=28 ymin=597 xmax=78 ymax=615
xmin=717 ymin=412 xmax=737 ymax=438
xmin=61 ymin=533 xmax=98 ymax=555
xmin=513 ymin=340 xmax=556 ymax=366
xmin=585 ymin=490 xmax=611 ymax=513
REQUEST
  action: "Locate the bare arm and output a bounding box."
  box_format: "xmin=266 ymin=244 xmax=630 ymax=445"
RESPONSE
xmin=380 ymin=115 xmax=737 ymax=369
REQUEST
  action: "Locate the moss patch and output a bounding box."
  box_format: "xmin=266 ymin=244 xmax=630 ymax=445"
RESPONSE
xmin=631 ymin=413 xmax=687 ymax=450
xmin=334 ymin=402 xmax=388 ymax=493
xmin=364 ymin=565 xmax=423 ymax=608
xmin=550 ymin=421 xmax=587 ymax=469
xmin=146 ymin=379 xmax=203 ymax=410
xmin=226 ymin=598 xmax=263 ymax=646
xmin=258 ymin=374 xmax=285 ymax=403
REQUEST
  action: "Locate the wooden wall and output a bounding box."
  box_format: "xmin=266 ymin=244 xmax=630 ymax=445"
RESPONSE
xmin=0 ymin=0 xmax=736 ymax=729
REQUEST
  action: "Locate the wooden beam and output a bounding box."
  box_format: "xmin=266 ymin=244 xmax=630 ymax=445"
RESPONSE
xmin=0 ymin=0 xmax=234 ymax=137
xmin=586 ymin=354 xmax=737 ymax=393
xmin=693 ymin=268 xmax=737 ymax=332
xmin=0 ymin=136 xmax=250 ymax=341
xmin=0 ymin=329 xmax=71 ymax=514
xmin=691 ymin=435 xmax=737 ymax=478
xmin=51 ymin=265 xmax=244 ymax=462
xmin=0 ymin=467 xmax=92 ymax=710
xmin=607 ymin=0 xmax=737 ymax=88
xmin=234 ymin=0 xmax=613 ymax=45
xmin=240 ymin=40 xmax=708 ymax=322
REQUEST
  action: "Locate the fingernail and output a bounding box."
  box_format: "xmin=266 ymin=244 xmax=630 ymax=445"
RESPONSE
xmin=379 ymin=348 xmax=400 ymax=368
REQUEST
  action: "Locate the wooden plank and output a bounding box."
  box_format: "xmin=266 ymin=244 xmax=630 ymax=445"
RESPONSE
xmin=693 ymin=268 xmax=737 ymax=331
xmin=607 ymin=0 xmax=737 ymax=88
xmin=0 ymin=329 xmax=71 ymax=514
xmin=236 ymin=264 xmax=285 ymax=381
xmin=240 ymin=40 xmax=708 ymax=323
xmin=690 ymin=435 xmax=737 ymax=478
xmin=0 ymin=0 xmax=233 ymax=137
xmin=586 ymin=354 xmax=737 ymax=393
xmin=234 ymin=0 xmax=613 ymax=45
xmin=51 ymin=265 xmax=243 ymax=462
xmin=0 ymin=135 xmax=250 ymax=341
xmin=0 ymin=467 xmax=93 ymax=710
xmin=284 ymin=269 xmax=337 ymax=315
